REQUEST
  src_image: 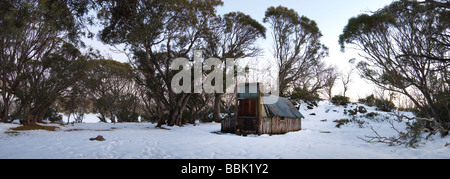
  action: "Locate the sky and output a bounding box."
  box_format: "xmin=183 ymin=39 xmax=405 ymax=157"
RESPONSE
xmin=216 ymin=0 xmax=395 ymax=100
xmin=84 ymin=0 xmax=396 ymax=101
xmin=217 ymin=0 xmax=393 ymax=61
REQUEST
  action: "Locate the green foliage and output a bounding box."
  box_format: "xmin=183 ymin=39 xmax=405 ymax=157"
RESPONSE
xmin=115 ymin=93 xmax=140 ymax=122
xmin=44 ymin=108 xmax=62 ymax=123
xmin=334 ymin=119 xmax=350 ymax=128
xmin=365 ymin=95 xmax=375 ymax=107
xmin=263 ymin=5 xmax=321 ymax=35
xmin=347 ymin=109 xmax=357 ymax=116
xmin=331 ymin=95 xmax=350 ymax=106
xmin=339 ymin=10 xmax=395 ymax=50
xmin=264 ymin=5 xmax=328 ymax=96
xmin=97 ymin=0 xmax=224 ymax=126
xmin=203 ymin=11 xmax=267 ymax=60
xmin=334 ymin=117 xmax=366 ymax=128
xmin=413 ymin=90 xmax=450 ymax=124
xmin=290 ymin=87 xmax=320 ymax=102
xmin=339 ymin=0 xmax=449 ymax=128
xmin=84 ymin=59 xmax=138 ymax=123
xmin=224 ymin=12 xmax=266 ymax=39
xmin=97 ymin=0 xmax=224 ymax=45
xmin=375 ymin=99 xmax=395 ymax=112
xmin=359 ymin=94 xmax=395 ymax=112
xmin=401 ymin=121 xmax=423 ymax=148
xmin=0 ymin=0 xmax=91 ymax=124
xmin=264 ymin=6 xmax=301 ymax=25
xmin=365 ymin=112 xmax=379 ymax=118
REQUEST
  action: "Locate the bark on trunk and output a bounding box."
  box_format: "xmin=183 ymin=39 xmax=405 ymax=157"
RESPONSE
xmin=155 ymin=100 xmax=165 ymax=128
xmin=1 ymin=96 xmax=11 ymax=123
xmin=213 ymin=93 xmax=222 ymax=122
xmin=167 ymin=93 xmax=192 ymax=126
xmin=1 ymin=103 xmax=8 ymax=123
xmin=423 ymin=92 xmax=446 ymax=127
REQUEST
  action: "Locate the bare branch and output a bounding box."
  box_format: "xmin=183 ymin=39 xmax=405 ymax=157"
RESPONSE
xmin=362 ymin=112 xmax=449 ymax=147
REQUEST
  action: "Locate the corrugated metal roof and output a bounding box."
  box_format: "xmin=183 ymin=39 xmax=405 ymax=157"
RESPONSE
xmin=264 ymin=95 xmax=305 ymax=119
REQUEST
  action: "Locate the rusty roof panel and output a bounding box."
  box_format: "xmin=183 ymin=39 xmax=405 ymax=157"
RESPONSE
xmin=265 ymin=95 xmax=305 ymax=119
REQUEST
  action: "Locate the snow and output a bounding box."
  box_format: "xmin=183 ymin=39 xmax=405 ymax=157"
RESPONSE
xmin=0 ymin=101 xmax=448 ymax=159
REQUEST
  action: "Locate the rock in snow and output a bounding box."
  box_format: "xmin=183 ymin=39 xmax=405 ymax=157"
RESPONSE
xmin=89 ymin=135 xmax=105 ymax=141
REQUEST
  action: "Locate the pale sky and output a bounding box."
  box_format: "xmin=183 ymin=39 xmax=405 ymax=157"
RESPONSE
xmin=84 ymin=0 xmax=396 ymax=101
xmin=216 ymin=0 xmax=395 ymax=100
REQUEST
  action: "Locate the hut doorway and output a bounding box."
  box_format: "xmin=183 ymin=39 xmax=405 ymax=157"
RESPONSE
xmin=237 ymin=98 xmax=259 ymax=134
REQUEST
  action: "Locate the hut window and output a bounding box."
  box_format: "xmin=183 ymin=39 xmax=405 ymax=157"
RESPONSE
xmin=281 ymin=117 xmax=285 ymax=121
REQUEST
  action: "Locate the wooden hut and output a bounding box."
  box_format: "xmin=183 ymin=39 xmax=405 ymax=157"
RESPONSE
xmin=221 ymin=83 xmax=304 ymax=135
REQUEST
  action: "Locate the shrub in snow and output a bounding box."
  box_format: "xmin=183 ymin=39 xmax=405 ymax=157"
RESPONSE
xmin=334 ymin=117 xmax=366 ymax=129
xmin=375 ymin=99 xmax=395 ymax=112
xmin=358 ymin=106 xmax=367 ymax=113
xmin=360 ymin=113 xmax=449 ymax=148
xmin=331 ymin=95 xmax=350 ymax=106
xmin=365 ymin=95 xmax=376 ymax=107
xmin=348 ymin=109 xmax=357 ymax=116
xmin=365 ymin=112 xmax=379 ymax=118
xmin=334 ymin=119 xmax=350 ymax=128
xmin=290 ymin=87 xmax=321 ymax=102
xmin=45 ymin=108 xmax=63 ymax=123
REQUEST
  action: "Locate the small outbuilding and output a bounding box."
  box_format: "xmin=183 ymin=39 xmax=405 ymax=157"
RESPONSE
xmin=222 ymin=83 xmax=304 ymax=135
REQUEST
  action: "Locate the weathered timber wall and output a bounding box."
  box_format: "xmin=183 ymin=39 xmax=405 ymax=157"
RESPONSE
xmin=221 ymin=117 xmax=235 ymax=133
xmin=222 ymin=116 xmax=301 ymax=135
xmin=260 ymin=117 xmax=301 ymax=134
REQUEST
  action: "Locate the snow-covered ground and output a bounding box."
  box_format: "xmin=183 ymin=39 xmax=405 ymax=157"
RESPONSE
xmin=0 ymin=101 xmax=448 ymax=159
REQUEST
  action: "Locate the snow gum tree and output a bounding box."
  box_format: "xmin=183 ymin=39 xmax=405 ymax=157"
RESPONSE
xmin=202 ymin=11 xmax=266 ymax=122
xmin=82 ymin=59 xmax=139 ymax=123
xmin=96 ymin=0 xmax=223 ymax=127
xmin=339 ymin=1 xmax=449 ymax=132
xmin=263 ymin=6 xmax=330 ymax=97
xmin=0 ymin=0 xmax=91 ymax=125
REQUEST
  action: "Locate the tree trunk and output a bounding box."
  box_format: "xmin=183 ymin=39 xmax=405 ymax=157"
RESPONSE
xmin=1 ymin=70 xmax=9 ymax=123
xmin=177 ymin=93 xmax=191 ymax=126
xmin=67 ymin=113 xmax=71 ymax=124
xmin=213 ymin=93 xmax=222 ymax=122
xmin=423 ymin=92 xmax=446 ymax=127
xmin=167 ymin=93 xmax=192 ymax=126
xmin=1 ymin=95 xmax=11 ymax=123
xmin=22 ymin=106 xmax=47 ymax=125
xmin=168 ymin=107 xmax=184 ymax=126
xmin=21 ymin=103 xmax=31 ymax=125
xmin=1 ymin=102 xmax=9 ymax=123
xmin=98 ymin=112 xmax=107 ymax=123
xmin=156 ymin=117 xmax=164 ymax=128
xmin=22 ymin=113 xmax=38 ymax=125
xmin=110 ymin=111 xmax=116 ymax=123
xmin=155 ymin=99 xmax=165 ymax=128
xmin=168 ymin=108 xmax=178 ymax=127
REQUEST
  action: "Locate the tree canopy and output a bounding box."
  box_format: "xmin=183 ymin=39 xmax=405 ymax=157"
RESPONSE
xmin=339 ymin=1 xmax=449 ymax=129
xmin=0 ymin=0 xmax=90 ymax=124
xmin=264 ymin=6 xmax=332 ymax=97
